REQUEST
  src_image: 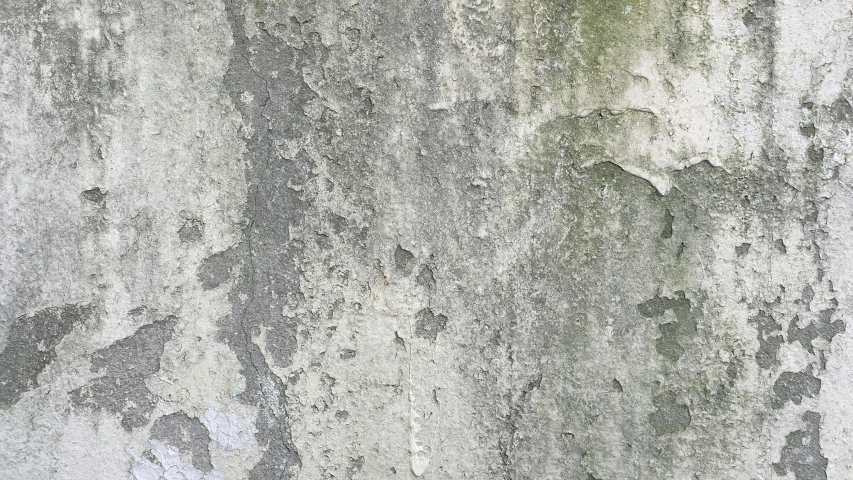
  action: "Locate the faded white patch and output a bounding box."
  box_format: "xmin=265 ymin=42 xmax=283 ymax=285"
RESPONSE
xmin=126 ymin=440 xmax=226 ymax=480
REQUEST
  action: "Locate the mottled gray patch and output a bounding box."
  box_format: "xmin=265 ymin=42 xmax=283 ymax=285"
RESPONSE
xmin=150 ymin=412 xmax=213 ymax=472
xmin=416 ymin=265 xmax=436 ymax=290
xmin=830 ymin=96 xmax=853 ymax=123
xmin=636 ymin=291 xmax=695 ymax=361
xmin=806 ymin=145 xmax=825 ymax=164
xmin=394 ymin=245 xmax=415 ymax=271
xmin=340 ymin=349 xmax=357 ymax=360
xmin=800 ymin=285 xmax=815 ymax=306
xmin=726 ymin=357 xmax=742 ymax=387
xmin=773 ymin=411 xmax=827 ymax=480
xmin=775 ymin=238 xmax=787 ymax=253
xmin=178 ymin=218 xmax=205 ymax=243
xmin=197 ymin=246 xmax=240 ymax=290
xmin=648 ymin=391 xmax=691 ymax=435
xmin=70 ymin=317 xmax=176 ymax=430
xmin=81 ymin=187 xmax=106 ymax=204
xmin=772 ymin=370 xmax=821 ymax=409
xmin=264 ymin=320 xmax=299 ymax=368
xmin=346 ymin=456 xmax=365 ymax=480
xmin=735 ymin=242 xmax=751 ymax=257
xmin=749 ymin=310 xmax=783 ymax=369
xmin=0 ymin=304 xmax=93 ymax=408
xmin=799 ymin=122 xmax=816 ymax=137
xmin=315 ymin=232 xmax=333 ymax=250
xmin=415 ymin=308 xmax=448 ymax=342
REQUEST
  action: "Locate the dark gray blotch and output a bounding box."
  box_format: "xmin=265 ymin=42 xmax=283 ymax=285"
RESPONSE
xmin=788 ymin=310 xmax=845 ymax=356
xmin=150 ymin=412 xmax=213 ymax=472
xmin=648 ymin=391 xmax=691 ymax=435
xmin=197 ymin=246 xmax=240 ymax=290
xmin=0 ymin=304 xmax=93 ymax=408
xmin=661 ymin=210 xmax=674 ymax=239
xmin=81 ymin=188 xmax=106 ymax=204
xmin=772 ymin=370 xmax=821 ymax=409
xmin=799 ymin=123 xmax=816 ymax=137
xmin=416 ymin=265 xmax=436 ymax=290
xmin=179 ymin=218 xmax=205 ymax=243
xmin=831 ymin=96 xmax=853 ymax=123
xmin=773 ymin=411 xmax=827 ymax=480
xmin=735 ymin=242 xmax=751 ymax=257
xmin=394 ymin=245 xmax=415 ymax=271
xmin=749 ymin=310 xmax=783 ymax=369
xmin=340 ymin=349 xmax=357 ymax=360
xmin=415 ymin=308 xmax=448 ymax=342
xmin=70 ymin=317 xmax=176 ymax=430
xmin=636 ymin=291 xmax=695 ymax=361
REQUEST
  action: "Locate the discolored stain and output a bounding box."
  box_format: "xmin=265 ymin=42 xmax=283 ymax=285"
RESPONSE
xmin=70 ymin=317 xmax=176 ymax=430
xmin=0 ymin=304 xmax=93 ymax=408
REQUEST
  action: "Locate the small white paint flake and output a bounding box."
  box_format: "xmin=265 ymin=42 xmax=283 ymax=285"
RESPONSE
xmin=624 ymin=5 xmax=633 ymax=14
xmin=407 ymin=314 xmax=430 ymax=477
xmin=240 ymin=91 xmax=254 ymax=104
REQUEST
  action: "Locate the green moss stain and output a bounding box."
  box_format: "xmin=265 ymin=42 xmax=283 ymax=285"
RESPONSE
xmin=254 ymin=0 xmax=268 ymax=16
xmin=522 ymin=0 xmax=667 ymax=108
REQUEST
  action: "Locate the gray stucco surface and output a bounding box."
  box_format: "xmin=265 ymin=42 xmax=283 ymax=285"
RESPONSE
xmin=3 ymin=1 xmax=853 ymax=479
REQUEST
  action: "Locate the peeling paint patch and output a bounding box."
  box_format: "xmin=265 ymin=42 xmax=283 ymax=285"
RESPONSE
xmin=414 ymin=308 xmax=448 ymax=342
xmin=0 ymin=304 xmax=93 ymax=408
xmin=648 ymin=391 xmax=691 ymax=435
xmin=636 ymin=291 xmax=695 ymax=361
xmin=151 ymin=412 xmax=213 ymax=472
xmin=179 ymin=218 xmax=206 ymax=244
xmin=71 ymin=318 xmax=176 ymax=430
xmin=772 ymin=369 xmax=821 ymax=409
xmin=197 ymin=246 xmax=241 ymax=290
xmin=749 ymin=310 xmax=783 ymax=370
xmin=773 ymin=411 xmax=828 ymax=480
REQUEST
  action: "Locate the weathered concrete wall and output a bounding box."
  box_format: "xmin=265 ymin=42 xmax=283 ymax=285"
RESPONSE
xmin=2 ymin=0 xmax=853 ymax=479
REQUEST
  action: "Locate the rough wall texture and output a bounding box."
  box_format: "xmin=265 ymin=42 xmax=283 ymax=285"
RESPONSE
xmin=2 ymin=0 xmax=853 ymax=479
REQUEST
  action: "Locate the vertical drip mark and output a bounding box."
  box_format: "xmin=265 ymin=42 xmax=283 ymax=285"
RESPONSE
xmin=407 ymin=313 xmax=430 ymax=477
